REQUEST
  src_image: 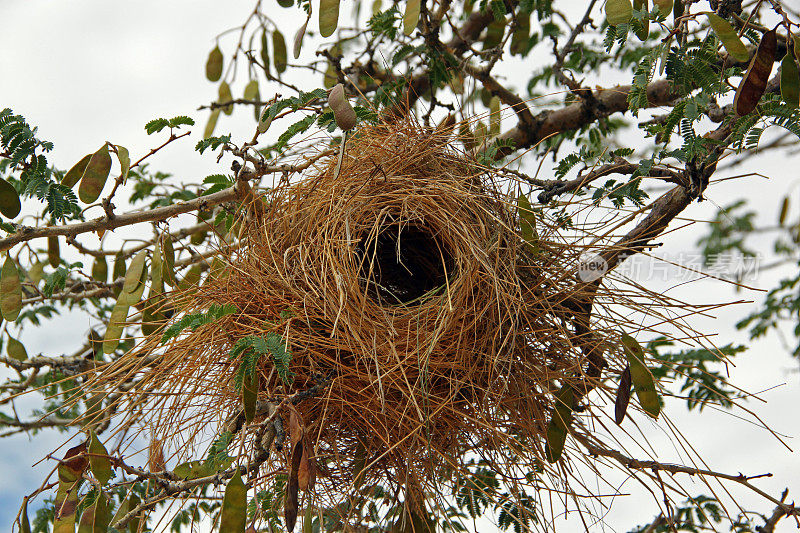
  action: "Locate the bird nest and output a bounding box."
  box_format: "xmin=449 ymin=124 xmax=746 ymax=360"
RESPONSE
xmin=87 ymin=119 xmax=654 ymax=525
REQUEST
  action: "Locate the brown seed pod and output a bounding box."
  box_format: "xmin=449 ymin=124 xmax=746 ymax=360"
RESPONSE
xmin=328 ymin=83 xmax=356 ymax=131
xmin=734 ymin=29 xmax=777 ymax=116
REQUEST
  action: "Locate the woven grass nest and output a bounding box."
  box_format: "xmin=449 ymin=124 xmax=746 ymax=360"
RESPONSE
xmin=96 ymin=118 xmax=644 ymax=520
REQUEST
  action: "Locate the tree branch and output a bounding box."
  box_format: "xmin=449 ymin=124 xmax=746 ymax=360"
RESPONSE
xmin=0 ymin=186 xmax=240 ymax=253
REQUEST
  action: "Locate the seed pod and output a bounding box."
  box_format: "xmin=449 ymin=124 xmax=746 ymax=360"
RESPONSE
xmin=328 ymin=83 xmax=356 ymax=131
xmin=606 ymin=0 xmax=633 ymax=26
xmin=218 ymin=81 xmax=234 ymax=115
xmin=206 ymin=46 xmax=224 ymax=82
xmin=319 ymin=0 xmax=339 ymax=38
xmin=273 ymin=30 xmax=288 ymax=74
xmin=734 ymin=29 xmax=777 ymax=116
xmin=48 ymin=236 xmax=60 ymax=268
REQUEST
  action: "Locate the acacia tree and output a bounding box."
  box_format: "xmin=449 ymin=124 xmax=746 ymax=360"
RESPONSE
xmin=2 ymin=0 xmax=800 ymax=531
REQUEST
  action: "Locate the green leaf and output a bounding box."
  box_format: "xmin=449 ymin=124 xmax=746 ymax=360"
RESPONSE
xmin=230 ymin=333 xmax=294 ymax=385
xmin=0 ymin=178 xmax=19 ymax=220
xmin=145 ymin=118 xmax=170 ymax=135
xmin=278 ymin=0 xmax=293 ymax=6
xmin=167 ymin=116 xmax=195 ymax=128
xmin=545 ymin=384 xmax=574 ymax=463
xmin=91 ymin=256 xmax=108 ymax=283
xmin=116 ymin=145 xmax=130 ymax=185
xmin=220 ymin=469 xmax=247 ymax=533
xmin=781 ymin=49 xmax=800 ymax=107
xmin=319 ymin=0 xmax=340 ymax=38
xmin=162 ymin=233 xmax=176 ymax=287
xmin=273 ymin=30 xmax=288 ymax=74
xmin=78 ymin=144 xmax=112 ymax=204
xmin=206 ymin=46 xmax=224 ymax=82
xmin=706 ymin=13 xmax=750 ymax=62
xmin=605 ymin=0 xmax=633 ymax=26
xmin=621 ymin=334 xmax=661 ymax=418
xmin=403 ymin=0 xmax=421 ymax=35
xmin=161 ymin=303 xmax=237 ymax=343
xmin=88 ymin=430 xmax=112 ymax=485
xmin=7 ymin=336 xmax=27 ymax=361
xmin=1 ymin=256 xmax=22 ymax=321
xmin=219 ymin=81 xmax=234 ymax=116
xmin=62 ymin=154 xmax=92 ymax=188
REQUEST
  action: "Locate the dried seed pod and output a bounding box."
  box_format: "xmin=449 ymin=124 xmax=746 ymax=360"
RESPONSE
xmin=328 ymin=83 xmax=356 ymax=131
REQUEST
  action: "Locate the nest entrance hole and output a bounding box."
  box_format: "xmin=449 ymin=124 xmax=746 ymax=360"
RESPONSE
xmin=358 ymin=222 xmax=455 ymax=305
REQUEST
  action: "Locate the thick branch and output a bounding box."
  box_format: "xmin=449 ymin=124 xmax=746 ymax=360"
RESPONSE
xmin=498 ymin=80 xmax=680 ymax=156
xmin=0 ymin=186 xmax=240 ymax=253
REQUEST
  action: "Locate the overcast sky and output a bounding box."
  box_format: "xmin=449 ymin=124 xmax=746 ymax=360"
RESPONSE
xmin=1 ymin=1 xmax=799 ymax=531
